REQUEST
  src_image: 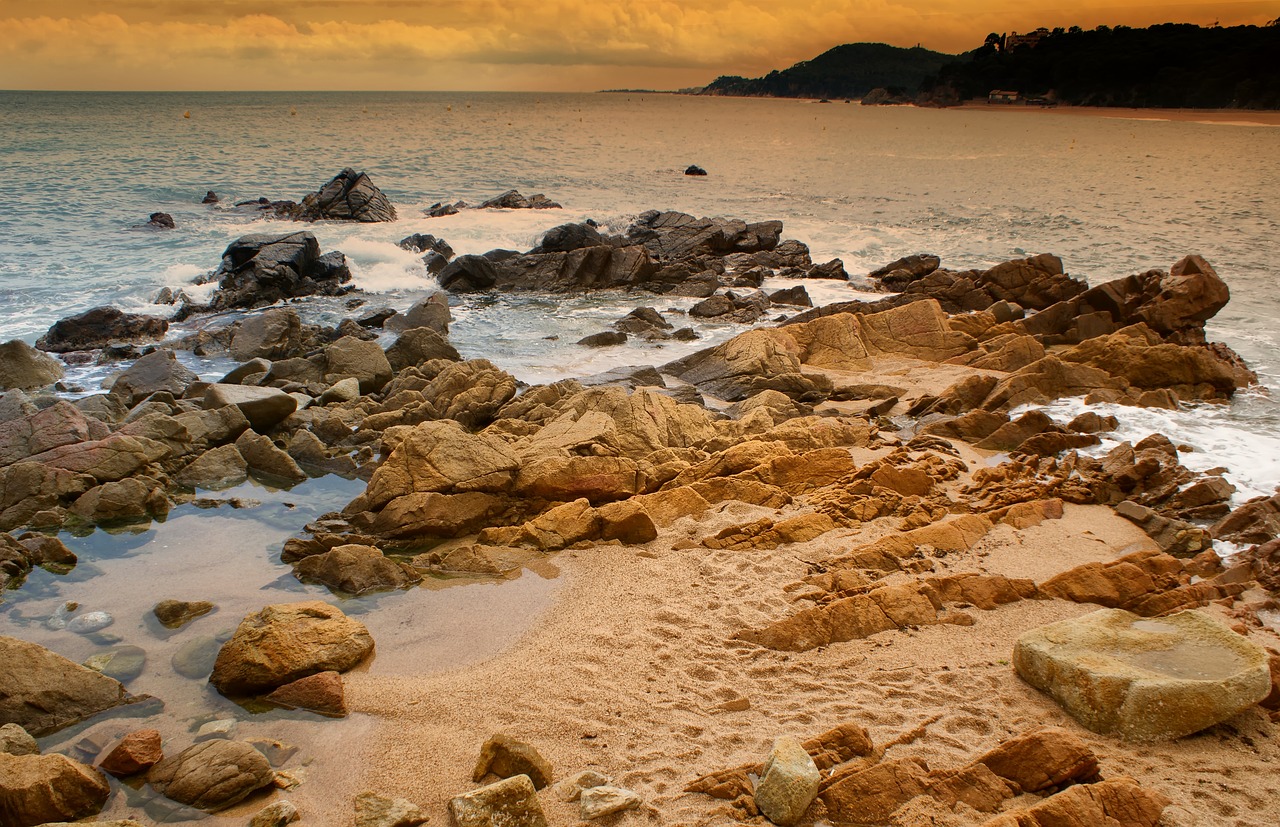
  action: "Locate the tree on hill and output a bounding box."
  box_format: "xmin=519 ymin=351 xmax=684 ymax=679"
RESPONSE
xmin=701 ymin=42 xmax=955 ymax=99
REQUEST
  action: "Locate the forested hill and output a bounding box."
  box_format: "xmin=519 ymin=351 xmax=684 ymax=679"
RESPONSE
xmin=699 ymin=43 xmax=954 ymax=99
xmin=928 ymin=23 xmax=1280 ymax=109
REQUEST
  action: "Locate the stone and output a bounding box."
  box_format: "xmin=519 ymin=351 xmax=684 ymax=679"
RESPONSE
xmin=0 ymin=635 xmax=139 ymax=737
xmin=324 ymin=336 xmax=393 ymax=393
xmin=265 ymin=670 xmax=347 ymax=717
xmin=36 ymin=306 xmax=168 ymax=353
xmin=0 ymin=340 xmax=64 ymax=390
xmin=110 ymin=350 xmax=199 ymax=404
xmin=203 ymin=384 xmax=298 ymax=431
xmin=174 ymin=443 xmax=248 ymax=489
xmin=970 ymin=726 xmax=1099 ymax=792
xmin=205 ymin=232 xmax=352 ymax=312
xmin=83 ymin=644 xmax=146 ymax=683
xmin=230 ymin=308 xmax=302 ymax=361
xmin=534 ymin=222 xmax=605 ymax=253
xmin=210 ymin=601 xmax=374 ymax=695
xmin=580 ymin=785 xmax=642 ymax=820
xmin=354 ymin=790 xmax=430 ymax=827
xmin=70 ymin=478 xmax=168 ymax=524
xmin=318 ymin=376 xmax=362 ymax=405
xmin=290 ymin=168 xmax=397 ymax=222
xmin=753 ymin=735 xmax=820 ymax=826
xmin=194 ymin=718 xmax=238 ymax=741
xmin=171 ymin=635 xmax=222 ymax=679
xmin=819 ymin=758 xmax=930 ymax=824
xmin=577 ymin=331 xmax=627 ymax=347
xmin=293 ymin=543 xmax=421 ymax=596
xmin=0 ymin=752 xmax=111 ymax=826
xmin=0 ymin=723 xmax=38 ymax=756
xmin=438 ymin=254 xmax=501 ymax=292
xmin=147 ymin=739 xmax=274 ymax=811
xmin=980 ymin=776 xmax=1168 ymax=827
xmin=236 ymin=430 xmax=307 ymax=484
xmin=552 ymin=769 xmax=610 ymax=801
xmin=684 ymin=164 xmax=708 ymax=176
xmin=98 ymin=728 xmax=163 ymax=777
xmin=359 ymin=419 xmax=518 ymax=512
xmin=769 ymin=285 xmax=812 ymax=307
xmin=250 ymin=799 xmax=301 ymax=827
xmin=472 ymin=734 xmax=553 ymax=789
xmin=385 ymin=327 xmax=460 ymax=371
xmin=147 ymin=211 xmax=176 ymax=228
xmin=1014 ymin=608 xmax=1272 ymax=741
xmin=449 ymin=774 xmax=548 ymax=827
xmin=153 ymin=599 xmax=215 ymax=629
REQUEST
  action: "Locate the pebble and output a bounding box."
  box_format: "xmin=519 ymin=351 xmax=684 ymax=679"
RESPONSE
xmin=194 ymin=718 xmax=237 ymax=741
xmin=66 ymin=610 xmax=114 ymax=634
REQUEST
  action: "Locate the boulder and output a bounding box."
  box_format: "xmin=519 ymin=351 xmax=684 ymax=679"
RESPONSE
xmin=534 ymin=222 xmax=605 ymax=253
xmin=205 ymin=232 xmax=352 ymax=311
xmin=209 ymin=600 xmax=374 ymax=695
xmin=293 ymin=543 xmax=421 ymax=595
xmin=147 ymin=739 xmax=274 ymax=811
xmin=236 ymin=431 xmax=307 ymax=484
xmin=819 ymin=758 xmax=930 ymax=824
xmin=0 ymin=340 xmax=64 ymax=390
xmin=36 ymin=306 xmax=168 ymax=353
xmin=360 ymin=419 xmax=518 ymax=512
xmin=264 ymin=670 xmax=347 ymax=717
xmin=473 ymin=734 xmax=554 ymax=789
xmin=0 ymin=635 xmax=140 ymax=736
xmin=969 ymin=726 xmax=1099 ymax=792
xmin=577 ymin=331 xmax=627 ymax=347
xmin=386 ymin=296 xmax=451 ymax=335
xmin=70 ymin=477 xmax=168 ymax=524
xmin=449 ymin=775 xmax=548 ymax=827
xmin=111 ymin=349 xmax=199 ymax=404
xmin=26 ymin=431 xmax=168 ymax=483
xmin=354 ymin=790 xmax=430 ymax=827
xmin=580 ymin=786 xmax=642 ymax=820
xmin=230 ymin=308 xmax=302 ymax=361
xmin=384 ymin=323 xmax=456 ymax=369
xmin=438 ymin=254 xmax=501 ymax=292
xmin=324 ymin=336 xmax=393 ymax=393
xmin=684 ymin=164 xmax=708 ymax=176
xmin=174 ymin=444 xmax=248 ymax=489
xmin=290 ymin=168 xmax=397 ymax=222
xmin=147 ymin=212 xmax=175 ymax=229
xmin=0 ymin=752 xmax=110 ymax=826
xmin=478 ymin=189 xmax=560 ymax=210
xmin=0 ymin=401 xmax=105 ymax=468
xmin=99 ymin=728 xmax=163 ymax=777
xmin=869 ymin=253 xmax=941 ymax=281
xmin=627 ymin=210 xmax=781 ymax=260
xmin=769 ymin=286 xmax=812 ymax=307
xmin=1013 ymin=608 xmax=1271 ymax=740
xmin=980 ymin=776 xmax=1168 ymax=827
xmin=753 ymin=735 xmax=820 ymax=826
xmin=203 ymin=384 xmax=297 ymax=431
xmin=0 ymin=723 xmax=38 ymax=756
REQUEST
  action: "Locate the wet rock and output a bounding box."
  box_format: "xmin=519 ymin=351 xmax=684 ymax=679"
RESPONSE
xmin=171 ymin=635 xmax=221 ymax=679
xmin=236 ymin=430 xmax=307 ymax=484
xmin=230 ymin=308 xmax=302 ymax=362
xmin=202 ymin=191 xmax=220 ymax=204
xmin=438 ymin=254 xmax=501 ymax=292
xmin=204 ymin=232 xmax=352 ymax=312
xmin=768 ymin=285 xmax=812 ymax=307
xmin=147 ymin=212 xmax=176 ymax=229
xmin=210 ymin=600 xmax=374 ymax=695
xmin=175 ymin=443 xmax=248 ymax=489
xmin=203 ymin=384 xmax=297 ymax=431
xmin=324 ymin=336 xmax=393 ymax=393
xmin=868 ymin=253 xmax=941 ymax=283
xmin=804 ymin=258 xmax=848 ymax=280
xmin=385 ymin=328 xmax=460 ymax=371
xmin=478 ymin=189 xmax=560 ymax=210
xmin=577 ymin=331 xmax=627 ymax=347
xmin=0 ymin=752 xmax=111 ymax=826
xmin=1014 ymin=608 xmax=1272 ymax=740
xmin=534 ymin=222 xmax=605 ymax=253
xmin=449 ymin=774 xmax=548 ymax=827
xmin=614 ymin=306 xmax=673 ymax=337
xmin=0 ymin=723 xmax=38 ymax=756
xmin=70 ymin=477 xmax=168 ymax=524
xmin=289 ymin=168 xmax=397 ymax=223
xmin=264 ymin=670 xmax=347 ymax=717
xmin=250 ymin=799 xmax=301 ymax=827
xmin=0 ymin=635 xmax=140 ymax=736
xmin=354 ymin=790 xmax=429 ymax=827
xmin=36 ymin=306 xmax=169 ymax=353
xmin=83 ymin=644 xmax=146 ymax=683
xmin=99 ymin=728 xmax=163 ymax=777
xmin=111 ymin=350 xmax=199 ymax=405
xmin=386 ymin=295 xmax=451 ymax=335
xmin=627 ymin=210 xmax=782 ymax=260
xmin=753 ymin=735 xmax=820 ymax=826
xmin=580 ymin=786 xmax=642 ymax=820
xmin=684 ymin=164 xmax=708 ymax=176
xmin=689 ymin=294 xmax=734 ymax=318
xmin=153 ymin=599 xmax=215 ymax=629
xmin=147 ymin=739 xmax=274 ymax=811
xmin=0 ymin=340 xmax=65 ymax=390
xmin=293 ymin=543 xmax=421 ymax=595
xmin=473 ymin=734 xmax=554 ymax=789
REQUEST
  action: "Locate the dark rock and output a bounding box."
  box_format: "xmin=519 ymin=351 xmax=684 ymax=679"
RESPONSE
xmin=689 ymin=295 xmax=734 ymax=318
xmin=577 ymin=331 xmax=627 ymax=347
xmin=769 ymin=286 xmax=812 ymax=307
xmin=439 ymin=254 xmax=501 ymax=292
xmin=285 ymin=168 xmax=396 ymax=223
xmin=0 ymin=340 xmax=65 ymax=390
xmin=356 ymin=307 xmax=397 ymax=328
xmin=201 ymin=191 xmax=219 ymax=204
xmin=147 ymin=740 xmax=274 ymax=812
xmin=533 ymin=223 xmax=605 ymax=253
xmin=805 ymin=259 xmax=848 ymax=280
xmin=204 ymin=232 xmax=352 ymax=312
xmin=426 ymin=201 xmax=463 ymax=218
xmin=398 ymin=233 xmax=454 ymax=260
xmin=153 ymin=599 xmax=215 ymax=629
xmin=147 ymin=212 xmax=176 ymax=229
xmin=478 ymin=190 xmax=561 ymax=210
xmin=868 ymin=253 xmax=940 ymax=281
xmin=578 ymin=365 xmax=665 ymax=389
xmin=385 ymin=296 xmax=451 ymax=335
xmin=386 ymin=327 xmax=461 ymax=371
xmin=111 ymin=350 xmax=199 ymax=404
xmin=36 ymin=307 xmax=169 ymax=354
xmin=684 ymin=165 xmax=708 ymax=176
xmin=230 ymin=308 xmax=302 ymax=361
xmin=626 ymin=210 xmax=782 ymax=260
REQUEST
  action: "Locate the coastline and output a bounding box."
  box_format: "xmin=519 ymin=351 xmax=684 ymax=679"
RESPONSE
xmin=953 ymin=100 xmax=1280 ymax=127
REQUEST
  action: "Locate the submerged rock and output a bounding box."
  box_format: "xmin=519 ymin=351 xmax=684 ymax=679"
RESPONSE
xmin=99 ymin=728 xmax=163 ymax=777
xmin=0 ymin=635 xmax=141 ymax=737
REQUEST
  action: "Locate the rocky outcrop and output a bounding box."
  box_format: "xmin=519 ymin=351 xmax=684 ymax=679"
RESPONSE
xmin=285 ymin=168 xmax=397 ymax=223
xmin=626 ymin=210 xmax=783 ymax=260
xmin=0 ymin=340 xmax=64 ymax=390
xmin=200 ymin=232 xmax=352 ymax=312
xmin=35 ymin=307 xmax=168 ymax=353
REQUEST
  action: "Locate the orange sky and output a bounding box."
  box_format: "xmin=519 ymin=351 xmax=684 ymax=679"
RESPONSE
xmin=1 ymin=1 xmax=1275 ymax=91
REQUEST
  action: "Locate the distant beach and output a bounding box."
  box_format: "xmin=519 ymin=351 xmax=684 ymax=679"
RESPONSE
xmin=955 ymin=100 xmax=1280 ymax=127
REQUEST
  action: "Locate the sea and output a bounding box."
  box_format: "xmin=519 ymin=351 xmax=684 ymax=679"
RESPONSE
xmin=1 ymin=91 xmax=1279 ymax=780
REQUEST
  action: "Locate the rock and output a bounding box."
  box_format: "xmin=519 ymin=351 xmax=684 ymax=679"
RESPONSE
xmin=753 ymin=735 xmax=820 ymax=826
xmin=0 ymin=340 xmax=64 ymax=390
xmin=868 ymin=253 xmax=941 ymax=282
xmin=684 ymin=164 xmax=708 ymax=176
xmin=805 ymin=258 xmax=848 ymax=280
xmin=614 ymin=306 xmax=673 ymax=336
xmin=577 ymin=331 xmax=627 ymax=347
xmin=0 ymin=752 xmax=111 ymax=826
xmin=359 ymin=419 xmax=519 ymax=512
xmin=473 ymin=734 xmax=553 ymax=789
xmin=0 ymin=723 xmax=38 ymax=756
xmin=250 ymin=799 xmax=301 ymax=827
xmin=236 ymin=431 xmax=307 ymax=484
xmin=209 ymin=600 xmax=374 ymax=695
xmin=438 ymin=254 xmax=501 ymax=292
xmin=0 ymin=401 xmax=105 ymax=467
xmin=70 ymin=477 xmax=168 ymax=524
xmin=194 ymin=718 xmax=237 ymax=742
xmin=205 ymin=232 xmax=351 ymax=312
xmin=534 ymin=222 xmax=605 ymax=253
xmin=231 ymin=308 xmax=302 ymax=361
xmin=0 ymin=635 xmax=140 ymax=736
xmin=324 ymin=336 xmax=393 ymax=393
xmin=174 ymin=444 xmax=248 ymax=489
xmin=83 ymin=644 xmax=146 ymax=682
xmin=293 ymin=543 xmax=421 ymax=595
xmin=264 ymin=670 xmax=347 ymax=716
xmin=66 ymin=610 xmax=114 ymax=634
xmin=1014 ymin=608 xmax=1272 ymax=741
xmin=399 ymin=233 xmax=454 ymax=260
xmin=819 ymin=758 xmax=930 ymax=824
xmin=552 ymin=770 xmax=610 ymax=801
xmin=768 ymin=286 xmax=812 ymax=307
xmin=171 ymin=635 xmax=221 ymax=679
xmin=981 ymin=776 xmax=1168 ymax=827
xmin=98 ymin=728 xmax=163 ymax=777
xmin=478 ymin=189 xmax=560 ymax=210
xmin=580 ymin=786 xmax=642 ymax=820
xmin=203 ymin=384 xmax=297 ymax=431
xmin=388 ymin=296 xmax=452 ymax=335
xmin=690 ymin=294 xmax=734 ymax=318
xmin=970 ymin=726 xmax=1099 ymax=792
xmin=36 ymin=306 xmax=168 ymax=353
xmin=112 ymin=349 xmax=199 ymax=404
xmin=449 ymin=774 xmax=548 ymax=827
xmin=202 ymin=191 xmax=220 ymax=204
xmin=147 ymin=212 xmax=175 ymax=229
xmin=290 ymin=168 xmax=397 ymax=222
xmin=354 ymin=790 xmax=429 ymax=827
xmin=147 ymin=740 xmax=274 ymax=811
xmin=153 ymin=599 xmax=215 ymax=629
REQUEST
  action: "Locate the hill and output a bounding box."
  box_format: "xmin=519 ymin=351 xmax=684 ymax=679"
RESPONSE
xmin=699 ymin=42 xmax=955 ymax=100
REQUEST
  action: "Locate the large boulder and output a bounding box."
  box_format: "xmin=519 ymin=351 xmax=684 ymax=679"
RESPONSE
xmin=205 ymin=232 xmax=352 ymax=311
xmin=35 ymin=306 xmax=168 ymax=353
xmin=24 ymin=432 xmax=169 ymax=483
xmin=0 ymin=636 xmax=140 ymax=736
xmin=1014 ymin=608 xmax=1271 ymax=741
xmin=209 ymin=601 xmax=374 ymax=695
xmin=293 ymin=543 xmax=422 ymax=595
xmin=230 ymin=308 xmax=303 ymax=361
xmin=203 ymin=384 xmax=297 ymax=431
xmin=111 ymin=349 xmax=199 ymax=404
xmin=626 ymin=210 xmax=782 ymax=259
xmin=385 ymin=327 xmax=461 ymax=371
xmin=473 ymin=246 xmax=658 ymax=293
xmin=533 ymin=222 xmax=606 ymax=253
xmin=289 ymin=168 xmax=397 ymax=223
xmin=1079 ymin=254 xmax=1230 ymax=342
xmin=358 ymin=419 xmax=518 ymax=512
xmin=0 ymin=752 xmax=111 ymax=827
xmin=438 ymin=255 xmax=501 ymax=292
xmin=0 ymin=401 xmax=107 ymax=468
xmin=0 ymin=340 xmax=64 ymax=390
xmin=324 ymin=336 xmax=393 ymax=393
xmin=147 ymin=740 xmax=275 ymax=811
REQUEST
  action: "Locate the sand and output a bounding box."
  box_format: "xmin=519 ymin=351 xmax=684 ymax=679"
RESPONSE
xmin=956 ymin=101 xmax=1280 ymax=128
xmin=311 ymin=441 xmax=1280 ymax=827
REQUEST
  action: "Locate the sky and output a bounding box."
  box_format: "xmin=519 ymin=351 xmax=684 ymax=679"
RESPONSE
xmin=1 ymin=1 xmax=1275 ymax=91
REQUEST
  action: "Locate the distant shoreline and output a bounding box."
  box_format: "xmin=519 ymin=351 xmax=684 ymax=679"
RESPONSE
xmin=952 ymin=100 xmax=1280 ymax=127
